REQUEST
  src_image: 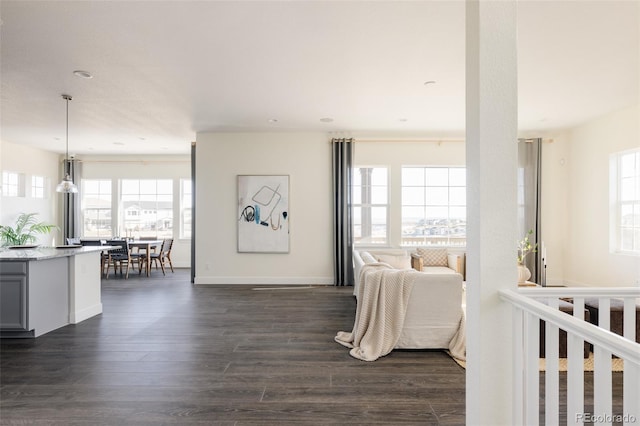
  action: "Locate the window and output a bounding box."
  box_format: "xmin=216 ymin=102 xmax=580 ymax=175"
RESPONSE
xmin=31 ymin=176 xmax=46 ymax=198
xmin=2 ymin=171 xmax=23 ymax=197
xmin=353 ymin=167 xmax=388 ymax=245
xmin=611 ymin=149 xmax=640 ymax=254
xmin=81 ymin=179 xmax=113 ymax=238
xmin=401 ymin=166 xmax=466 ymax=246
xmin=121 ymin=179 xmax=173 ymax=238
xmin=180 ymin=179 xmax=192 ymax=239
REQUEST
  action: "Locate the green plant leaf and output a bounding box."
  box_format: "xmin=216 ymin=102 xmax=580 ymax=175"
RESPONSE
xmin=0 ymin=213 xmax=58 ymax=247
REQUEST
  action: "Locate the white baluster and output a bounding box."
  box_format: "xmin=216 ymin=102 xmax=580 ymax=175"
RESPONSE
xmin=568 ymin=297 xmax=585 ymax=426
xmin=623 ymin=297 xmax=639 ymax=425
xmin=545 ymin=297 xmax=560 ymax=425
xmin=525 ymin=311 xmax=539 ymax=425
xmin=594 ymin=298 xmax=612 ymax=425
xmin=513 ymin=305 xmax=524 ymax=424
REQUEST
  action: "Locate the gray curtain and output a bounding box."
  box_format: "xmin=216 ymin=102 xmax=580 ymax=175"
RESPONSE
xmin=517 ymin=138 xmax=543 ymax=285
xmin=332 ymin=138 xmax=355 ymax=286
xmin=62 ymin=159 xmax=82 ymax=242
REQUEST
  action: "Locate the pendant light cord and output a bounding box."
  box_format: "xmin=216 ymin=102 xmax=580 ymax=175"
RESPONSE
xmin=56 ymin=94 xmax=77 ymax=193
xmin=66 ymin=95 xmax=69 ymax=163
xmin=62 ymin=94 xmax=73 ymax=174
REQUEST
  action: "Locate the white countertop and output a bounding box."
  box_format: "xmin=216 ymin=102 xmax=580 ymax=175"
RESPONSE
xmin=0 ymin=245 xmax=109 ymax=261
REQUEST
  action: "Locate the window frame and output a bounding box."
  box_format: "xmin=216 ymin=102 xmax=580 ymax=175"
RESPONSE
xmin=31 ymin=175 xmax=46 ymax=199
xmin=120 ymin=179 xmax=174 ymax=239
xmin=180 ymin=178 xmax=192 ymax=239
xmin=352 ymin=166 xmax=389 ymax=246
xmin=400 ymin=165 xmax=467 ymax=247
xmin=610 ymin=148 xmax=640 ymax=256
xmin=2 ymin=171 xmax=24 ymax=197
xmin=81 ymin=179 xmax=114 ymax=238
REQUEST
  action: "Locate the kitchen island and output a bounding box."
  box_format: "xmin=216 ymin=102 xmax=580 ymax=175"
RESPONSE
xmin=0 ymin=246 xmax=107 ymax=338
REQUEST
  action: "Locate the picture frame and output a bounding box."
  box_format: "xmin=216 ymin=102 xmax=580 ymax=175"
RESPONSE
xmin=237 ymin=175 xmax=290 ymax=253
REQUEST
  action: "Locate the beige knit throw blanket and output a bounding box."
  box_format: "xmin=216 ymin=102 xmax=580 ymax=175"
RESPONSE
xmin=335 ymin=263 xmax=416 ymax=361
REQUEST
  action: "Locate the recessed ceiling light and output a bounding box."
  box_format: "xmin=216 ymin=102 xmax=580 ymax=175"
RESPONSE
xmin=73 ymin=70 xmax=93 ymax=79
xmin=320 ymin=117 xmax=334 ymax=123
xmin=399 ymin=118 xmax=408 ymax=122
xmin=268 ymin=119 xmax=278 ymax=123
xmin=424 ymin=80 xmax=436 ymax=86
xmin=113 ymin=142 xmax=125 ymax=146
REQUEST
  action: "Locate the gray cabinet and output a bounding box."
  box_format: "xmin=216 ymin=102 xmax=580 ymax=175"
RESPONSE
xmin=0 ymin=261 xmax=28 ymax=331
xmin=1 ymin=258 xmax=69 ymax=338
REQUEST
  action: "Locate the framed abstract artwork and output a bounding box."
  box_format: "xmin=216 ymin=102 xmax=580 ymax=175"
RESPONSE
xmin=237 ymin=175 xmax=290 ymax=253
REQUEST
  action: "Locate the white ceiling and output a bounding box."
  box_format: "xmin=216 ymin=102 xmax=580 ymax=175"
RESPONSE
xmin=1 ymin=1 xmax=638 ymax=155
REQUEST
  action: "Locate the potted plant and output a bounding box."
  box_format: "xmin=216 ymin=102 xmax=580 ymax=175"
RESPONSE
xmin=0 ymin=213 xmax=58 ymax=247
xmin=517 ymin=229 xmax=537 ymax=284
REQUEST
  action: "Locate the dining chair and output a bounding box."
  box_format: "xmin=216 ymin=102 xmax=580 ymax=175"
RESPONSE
xmin=162 ymin=238 xmax=174 ymax=273
xmin=139 ymin=238 xmax=174 ymax=275
xmin=80 ymin=239 xmax=103 ymax=246
xmin=128 ymin=243 xmax=145 ymax=273
xmin=105 ymin=239 xmax=131 ymax=279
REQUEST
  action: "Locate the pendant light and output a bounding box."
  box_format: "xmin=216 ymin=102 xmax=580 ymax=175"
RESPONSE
xmin=56 ymin=94 xmax=78 ymax=193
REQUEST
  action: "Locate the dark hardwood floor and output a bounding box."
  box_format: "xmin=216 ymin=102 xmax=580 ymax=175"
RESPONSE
xmin=1 ymin=269 xmax=466 ymax=425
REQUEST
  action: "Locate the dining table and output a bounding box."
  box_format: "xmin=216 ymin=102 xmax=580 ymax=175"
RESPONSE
xmin=129 ymin=240 xmax=162 ymax=277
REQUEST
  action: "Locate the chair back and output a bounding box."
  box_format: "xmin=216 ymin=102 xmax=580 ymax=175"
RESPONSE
xmin=162 ymin=238 xmax=174 ymax=254
xmin=80 ymin=239 xmax=103 ymax=246
xmin=106 ymin=239 xmax=130 ymax=257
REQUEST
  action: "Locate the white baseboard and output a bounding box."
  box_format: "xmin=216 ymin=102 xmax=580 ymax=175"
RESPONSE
xmin=194 ymin=276 xmax=334 ymax=285
xmin=70 ymin=303 xmax=103 ymax=324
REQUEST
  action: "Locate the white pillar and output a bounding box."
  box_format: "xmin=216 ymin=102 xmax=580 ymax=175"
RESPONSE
xmin=466 ymin=1 xmax=518 ymax=425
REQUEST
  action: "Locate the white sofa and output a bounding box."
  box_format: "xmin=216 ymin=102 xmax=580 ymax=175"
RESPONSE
xmin=353 ymin=248 xmax=464 ymax=297
xmin=352 ymin=249 xmax=465 ymax=350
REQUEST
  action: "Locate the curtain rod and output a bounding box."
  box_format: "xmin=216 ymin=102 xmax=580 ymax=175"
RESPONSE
xmin=330 ymin=138 xmax=465 ymax=144
xmin=356 ymin=138 xmax=465 ymax=143
xmin=349 ymin=137 xmax=552 ymax=144
xmin=74 ymin=159 xmax=189 ymax=164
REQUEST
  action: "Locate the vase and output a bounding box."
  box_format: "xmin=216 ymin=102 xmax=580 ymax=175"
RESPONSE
xmin=517 ymin=263 xmax=531 ymax=285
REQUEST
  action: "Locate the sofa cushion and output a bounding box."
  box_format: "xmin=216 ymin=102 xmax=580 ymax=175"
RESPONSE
xmin=419 ymin=266 xmax=457 ymax=275
xmin=360 ymin=251 xmax=377 ymax=264
xmin=375 ymin=254 xmax=412 ymax=269
xmin=416 ymin=248 xmax=448 ymax=266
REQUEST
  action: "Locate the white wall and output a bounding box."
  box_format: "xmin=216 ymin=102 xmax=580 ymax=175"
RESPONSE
xmin=542 ymin=104 xmax=639 ymax=287
xmin=355 ymin=139 xmax=466 ymax=248
xmin=565 ymin=104 xmax=639 ymax=287
xmin=540 ymin=132 xmax=570 ymax=286
xmin=0 ymin=141 xmax=61 ymax=246
xmin=80 ymin=155 xmax=191 ymax=267
xmin=194 ymin=132 xmax=333 ymax=285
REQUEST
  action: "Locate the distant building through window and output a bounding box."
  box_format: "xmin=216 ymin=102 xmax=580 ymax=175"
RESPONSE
xmin=121 ymin=179 xmax=173 ymax=239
